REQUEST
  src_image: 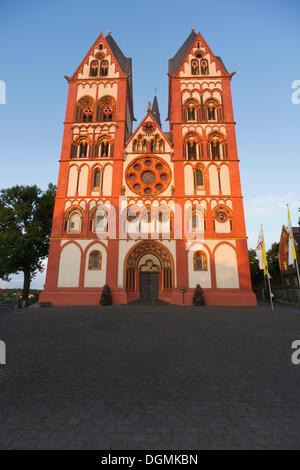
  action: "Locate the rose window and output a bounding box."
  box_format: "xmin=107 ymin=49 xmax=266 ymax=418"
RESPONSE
xmin=125 ymin=156 xmax=171 ymax=196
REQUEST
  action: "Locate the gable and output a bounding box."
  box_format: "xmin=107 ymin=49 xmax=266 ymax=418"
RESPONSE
xmin=170 ymin=32 xmax=229 ymax=78
xmin=125 ymin=114 xmax=172 ymax=153
xmin=71 ymin=33 xmax=130 ymax=80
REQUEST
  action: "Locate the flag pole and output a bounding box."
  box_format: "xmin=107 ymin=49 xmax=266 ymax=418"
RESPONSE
xmin=266 ymin=265 xmax=274 ymax=311
xmin=295 ymin=259 xmax=300 ymax=287
xmin=262 ymin=224 xmax=274 ymax=311
xmin=287 ymin=204 xmax=300 ymax=287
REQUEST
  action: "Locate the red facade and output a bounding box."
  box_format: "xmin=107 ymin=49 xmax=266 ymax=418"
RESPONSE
xmin=40 ymin=30 xmax=256 ymax=306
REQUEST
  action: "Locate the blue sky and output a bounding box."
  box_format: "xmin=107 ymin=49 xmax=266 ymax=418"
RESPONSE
xmin=0 ymin=0 xmax=299 ymax=288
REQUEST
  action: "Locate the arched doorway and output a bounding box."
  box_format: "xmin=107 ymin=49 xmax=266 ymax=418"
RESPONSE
xmin=125 ymin=241 xmax=174 ymax=301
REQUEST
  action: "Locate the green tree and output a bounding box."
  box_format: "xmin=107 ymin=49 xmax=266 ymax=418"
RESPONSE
xmin=248 ymin=248 xmax=263 ymax=289
xmin=0 ymin=184 xmax=56 ymax=303
xmin=266 ymin=242 xmax=281 ymax=286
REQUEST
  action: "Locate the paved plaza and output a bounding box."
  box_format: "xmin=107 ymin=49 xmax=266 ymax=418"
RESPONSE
xmin=0 ymin=302 xmax=300 ymax=449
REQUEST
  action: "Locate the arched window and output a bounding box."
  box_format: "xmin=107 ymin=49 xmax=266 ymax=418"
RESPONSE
xmin=90 ymin=207 xmax=109 ymax=232
xmin=71 ymin=137 xmax=91 ymax=159
xmin=157 ymin=207 xmax=172 ymax=234
xmin=75 ymin=96 xmax=95 ymax=122
xmin=193 ymin=167 xmax=204 ymax=189
xmin=184 ymin=133 xmax=201 ymax=160
xmin=200 ymin=59 xmax=209 ymax=75
xmin=92 ymin=168 xmax=102 ymax=189
xmin=95 ymin=135 xmax=113 ymax=158
xmin=206 ymin=99 xmax=216 ymax=120
xmin=208 ymin=133 xmax=226 ymax=160
xmin=90 ymin=60 xmax=99 ymax=77
xmin=204 ymin=98 xmax=222 ymax=121
xmin=100 ymin=60 xmax=109 ymax=76
xmin=97 ymin=96 xmax=116 ymax=122
xmin=212 ymin=205 xmax=232 ymax=231
xmin=193 ymin=251 xmax=208 ymax=271
xmin=88 ymin=250 xmax=102 ymax=270
xmin=189 ymin=206 xmax=206 ymax=233
xmin=127 ymin=206 xmax=139 ymax=223
xmin=158 ymin=139 xmax=164 ymax=152
xmin=191 ymin=59 xmax=199 ymax=75
xmin=183 ymin=99 xmax=200 ymax=122
xmin=64 ymin=208 xmax=83 ymax=233
xmin=149 ymin=134 xmax=164 ymax=153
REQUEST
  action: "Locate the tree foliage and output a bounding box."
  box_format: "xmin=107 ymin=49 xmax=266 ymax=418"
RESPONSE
xmin=266 ymin=242 xmax=281 ymax=285
xmin=100 ymin=284 xmax=112 ymax=306
xmin=192 ymin=284 xmax=205 ymax=306
xmin=248 ymin=248 xmax=263 ymax=289
xmin=0 ymin=184 xmax=56 ymax=302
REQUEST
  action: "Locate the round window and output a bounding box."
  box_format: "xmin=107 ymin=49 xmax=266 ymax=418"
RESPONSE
xmin=125 ymin=156 xmax=171 ymax=196
xmin=216 ymin=211 xmax=227 ymax=222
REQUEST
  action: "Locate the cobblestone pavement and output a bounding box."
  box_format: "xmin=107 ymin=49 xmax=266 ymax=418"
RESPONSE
xmin=0 ymin=302 xmax=300 ymax=449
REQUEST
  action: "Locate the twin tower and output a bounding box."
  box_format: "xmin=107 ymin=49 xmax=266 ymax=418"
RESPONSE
xmin=40 ymin=30 xmax=256 ymax=306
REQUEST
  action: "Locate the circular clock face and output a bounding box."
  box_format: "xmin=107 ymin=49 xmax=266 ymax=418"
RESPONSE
xmin=125 ymin=156 xmax=171 ymax=196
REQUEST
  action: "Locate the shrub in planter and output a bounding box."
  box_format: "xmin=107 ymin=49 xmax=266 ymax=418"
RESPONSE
xmin=193 ymin=284 xmax=205 ymax=306
xmin=100 ymin=284 xmax=112 ymax=306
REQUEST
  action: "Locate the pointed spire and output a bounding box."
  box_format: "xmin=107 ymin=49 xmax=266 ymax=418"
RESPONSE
xmin=150 ymin=92 xmax=161 ymax=128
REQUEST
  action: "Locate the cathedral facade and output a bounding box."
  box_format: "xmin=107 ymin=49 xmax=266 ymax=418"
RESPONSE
xmin=39 ymin=30 xmax=256 ymax=306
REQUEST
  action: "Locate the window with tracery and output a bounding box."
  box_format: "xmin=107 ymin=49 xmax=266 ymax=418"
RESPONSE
xmin=212 ymin=206 xmax=232 ymax=231
xmin=183 ymin=99 xmax=200 ymax=122
xmin=125 ymin=156 xmax=171 ymax=196
xmin=70 ymin=137 xmax=91 ymax=159
xmin=75 ymin=95 xmax=95 ymax=122
xmin=208 ymin=133 xmax=227 ymax=160
xmin=90 ymin=207 xmax=109 ymax=232
xmin=149 ymin=135 xmax=165 ymax=153
xmin=184 ymin=134 xmax=201 ymax=160
xmin=95 ymin=135 xmax=113 ymax=158
xmin=97 ymin=96 xmax=116 ymax=122
xmin=64 ymin=208 xmax=83 ymax=233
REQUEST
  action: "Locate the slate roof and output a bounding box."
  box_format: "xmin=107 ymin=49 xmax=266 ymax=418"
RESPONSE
xmin=169 ymin=31 xmax=197 ymax=75
xmin=105 ymin=33 xmax=132 ymax=75
xmin=169 ymin=31 xmax=228 ymax=75
xmin=215 ymin=56 xmax=228 ymax=73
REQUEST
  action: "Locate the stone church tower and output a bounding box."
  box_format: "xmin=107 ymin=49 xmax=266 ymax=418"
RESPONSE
xmin=39 ymin=30 xmax=256 ymax=306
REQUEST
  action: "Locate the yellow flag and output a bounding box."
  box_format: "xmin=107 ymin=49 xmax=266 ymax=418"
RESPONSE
xmin=287 ymin=206 xmax=297 ymax=265
xmin=256 ymin=226 xmax=268 ymax=275
xmin=261 ymin=227 xmax=268 ymax=276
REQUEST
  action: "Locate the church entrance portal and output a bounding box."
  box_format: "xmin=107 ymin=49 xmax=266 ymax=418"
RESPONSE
xmin=125 ymin=241 xmax=174 ymax=301
xmin=139 ymin=272 xmax=159 ymax=301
